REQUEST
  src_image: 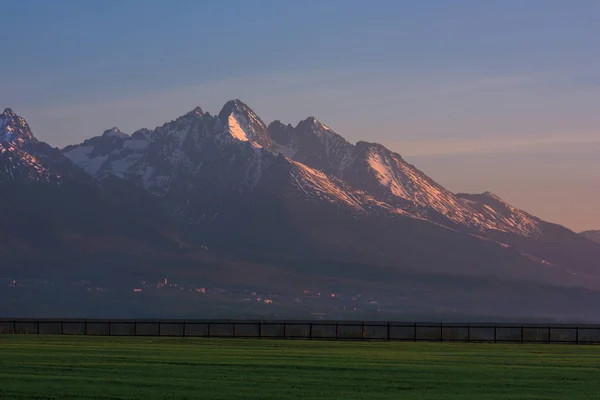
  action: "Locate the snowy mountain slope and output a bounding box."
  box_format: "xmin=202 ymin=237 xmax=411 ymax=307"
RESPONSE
xmin=287 ymin=159 xmax=410 ymax=216
xmin=268 ymin=117 xmax=541 ymax=237
xmin=263 ymin=108 xmax=600 ymax=279
xmin=62 ymin=127 xmax=141 ymax=176
xmin=456 ymin=192 xmax=541 ymax=236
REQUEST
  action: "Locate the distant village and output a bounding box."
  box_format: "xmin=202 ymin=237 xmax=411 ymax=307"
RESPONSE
xmin=0 ymin=276 xmax=390 ymax=317
xmin=130 ymin=277 xmax=386 ymax=314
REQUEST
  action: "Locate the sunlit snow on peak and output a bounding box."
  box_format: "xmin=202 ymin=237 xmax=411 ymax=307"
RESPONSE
xmin=226 ymin=114 xmax=250 ymax=142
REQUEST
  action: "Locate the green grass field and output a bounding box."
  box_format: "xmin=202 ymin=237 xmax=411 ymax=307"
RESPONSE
xmin=1 ymin=336 xmax=599 ymax=399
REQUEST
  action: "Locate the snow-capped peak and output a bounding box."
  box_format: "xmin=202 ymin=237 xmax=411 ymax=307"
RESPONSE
xmin=0 ymin=109 xmax=74 ymax=183
xmin=179 ymin=106 xmax=204 ymax=119
xmin=190 ymin=106 xmax=203 ymax=115
xmin=0 ymin=107 xmax=38 ymax=144
xmin=221 ymin=98 xmax=246 ymax=110
xmin=218 ymin=99 xmax=271 ymax=149
xmin=102 ymin=127 xmax=129 ymax=139
xmin=295 ymin=116 xmax=333 ymax=137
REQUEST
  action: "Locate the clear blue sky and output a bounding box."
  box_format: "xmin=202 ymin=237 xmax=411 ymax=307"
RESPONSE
xmin=1 ymin=0 xmax=599 ymax=230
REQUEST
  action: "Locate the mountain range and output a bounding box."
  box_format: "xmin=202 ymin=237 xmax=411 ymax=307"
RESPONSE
xmin=2 ymin=102 xmax=600 ymax=320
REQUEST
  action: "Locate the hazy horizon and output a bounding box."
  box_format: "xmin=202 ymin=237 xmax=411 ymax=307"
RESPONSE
xmin=1 ymin=0 xmax=599 ymax=231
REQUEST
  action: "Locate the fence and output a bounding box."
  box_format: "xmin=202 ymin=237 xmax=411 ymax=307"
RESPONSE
xmin=2 ymin=319 xmax=600 ymax=344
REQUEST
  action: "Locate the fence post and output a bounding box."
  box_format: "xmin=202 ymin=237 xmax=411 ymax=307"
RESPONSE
xmin=232 ymin=322 xmax=236 ymax=339
xmin=309 ymin=322 xmax=313 ymax=340
xmin=109 ymin=321 xmax=112 ymax=336
xmin=207 ymin=322 xmax=211 ymax=338
xmin=387 ymin=322 xmax=390 ymax=341
xmin=133 ymin=321 xmax=137 ymax=336
xmin=548 ymin=326 xmax=551 ymax=344
xmin=61 ymin=321 xmax=64 ymax=335
xmin=37 ymin=320 xmax=40 ymax=335
xmin=257 ymin=321 xmax=261 ymax=339
xmin=12 ymin=320 xmax=16 ymax=334
xmin=361 ymin=321 xmax=365 ymax=341
xmin=182 ymin=321 xmax=186 ymax=338
xmin=467 ymin=324 xmax=470 ymax=343
xmin=335 ymin=322 xmax=339 ymax=341
xmin=84 ymin=320 xmax=87 ymax=335
xmin=157 ymin=321 xmax=161 ymax=336
xmin=440 ymin=322 xmax=443 ymax=343
xmin=520 ymin=326 xmax=524 ymax=343
xmin=576 ymin=326 xmax=579 ymax=344
xmin=494 ymin=325 xmax=497 ymax=343
xmin=283 ymin=321 xmax=287 ymax=339
xmin=413 ymin=322 xmax=417 ymax=342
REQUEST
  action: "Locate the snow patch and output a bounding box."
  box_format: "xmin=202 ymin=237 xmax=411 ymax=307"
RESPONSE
xmin=367 ymin=150 xmax=408 ymax=198
xmin=64 ymin=145 xmax=108 ymax=175
xmin=227 ymin=114 xmax=250 ymax=142
xmin=273 ymin=143 xmax=297 ymax=158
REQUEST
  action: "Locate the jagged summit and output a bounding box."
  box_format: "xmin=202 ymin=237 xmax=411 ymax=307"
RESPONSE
xmin=219 ymin=99 xmax=248 ymax=114
xmin=102 ymin=127 xmax=129 ymax=139
xmin=174 ymin=106 xmax=204 ymax=120
xmin=3 ymin=108 xmax=17 ymax=117
xmin=295 ymin=116 xmax=334 ymax=136
xmin=0 ymin=107 xmax=38 ymax=144
xmin=218 ymin=99 xmax=258 ymax=120
xmin=190 ymin=106 xmax=203 ymax=115
xmin=0 ymin=109 xmax=87 ymax=183
xmin=218 ymin=99 xmax=271 ymax=148
xmin=268 ymin=120 xmax=293 ymax=129
xmin=218 ymin=99 xmax=259 ymax=125
xmin=298 ymin=116 xmax=319 ymax=125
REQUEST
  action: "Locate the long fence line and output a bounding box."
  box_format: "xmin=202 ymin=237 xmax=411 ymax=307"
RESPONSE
xmin=2 ymin=319 xmax=600 ymax=344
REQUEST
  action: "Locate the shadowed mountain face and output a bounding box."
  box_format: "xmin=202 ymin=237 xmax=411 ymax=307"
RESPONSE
xmin=2 ymin=103 xmax=600 ymax=319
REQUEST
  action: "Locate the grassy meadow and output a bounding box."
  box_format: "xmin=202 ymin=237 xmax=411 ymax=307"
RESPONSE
xmin=1 ymin=336 xmax=599 ymax=399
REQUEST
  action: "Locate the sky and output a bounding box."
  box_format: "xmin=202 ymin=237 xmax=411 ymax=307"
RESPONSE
xmin=1 ymin=0 xmax=599 ymax=231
